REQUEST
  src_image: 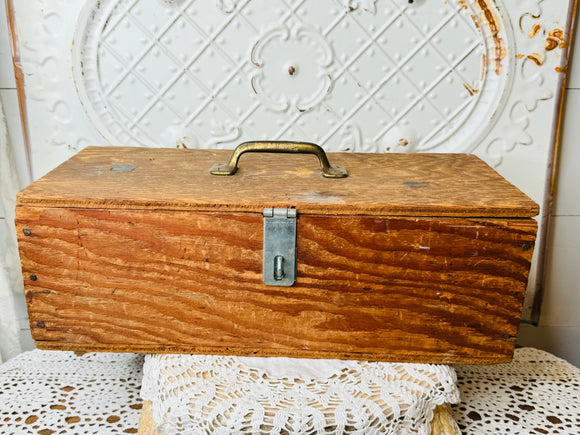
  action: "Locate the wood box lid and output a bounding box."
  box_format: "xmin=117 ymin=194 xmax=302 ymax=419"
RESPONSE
xmin=17 ymin=146 xmax=539 ymax=218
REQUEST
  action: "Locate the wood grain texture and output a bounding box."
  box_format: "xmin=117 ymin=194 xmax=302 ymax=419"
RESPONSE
xmin=430 ymin=404 xmax=462 ymax=435
xmin=17 ymin=147 xmax=539 ymax=217
xmin=138 ymin=402 xmax=156 ymax=435
xmin=16 ymin=206 xmax=537 ymax=364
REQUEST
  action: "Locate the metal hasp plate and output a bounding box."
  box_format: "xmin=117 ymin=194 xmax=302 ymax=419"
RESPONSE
xmin=263 ymin=208 xmax=297 ymax=287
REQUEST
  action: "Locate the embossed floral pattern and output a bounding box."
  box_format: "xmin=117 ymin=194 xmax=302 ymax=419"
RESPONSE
xmin=73 ymin=0 xmax=492 ymax=152
xmin=19 ymin=0 xmax=567 ymax=165
xmin=250 ymin=25 xmax=334 ymax=112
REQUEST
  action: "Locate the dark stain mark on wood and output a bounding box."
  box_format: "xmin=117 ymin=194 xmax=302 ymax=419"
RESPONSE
xmin=403 ymin=181 xmax=430 ymax=189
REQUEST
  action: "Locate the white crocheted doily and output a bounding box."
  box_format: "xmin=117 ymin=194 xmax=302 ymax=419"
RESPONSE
xmin=141 ymin=354 xmax=460 ymax=435
xmin=452 ymin=347 xmax=580 ymax=434
xmin=0 ymin=349 xmax=144 ymax=434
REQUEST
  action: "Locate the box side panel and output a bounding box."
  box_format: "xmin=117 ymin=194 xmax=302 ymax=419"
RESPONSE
xmin=16 ymin=206 xmax=537 ymax=364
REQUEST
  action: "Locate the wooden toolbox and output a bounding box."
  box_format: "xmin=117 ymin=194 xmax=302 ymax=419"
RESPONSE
xmin=15 ymin=142 xmax=539 ymax=364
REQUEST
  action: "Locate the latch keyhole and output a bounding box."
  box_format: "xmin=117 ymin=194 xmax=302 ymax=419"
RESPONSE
xmin=274 ymin=255 xmax=285 ymax=281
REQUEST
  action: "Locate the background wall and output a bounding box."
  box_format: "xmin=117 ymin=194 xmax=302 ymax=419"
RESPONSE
xmin=0 ymin=2 xmax=579 ymax=365
xmin=0 ymin=1 xmax=33 ymax=361
xmin=517 ymin=25 xmax=580 ymax=364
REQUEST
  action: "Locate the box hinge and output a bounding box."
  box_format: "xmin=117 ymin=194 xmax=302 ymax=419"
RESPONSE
xmin=263 ymin=208 xmax=297 ymax=287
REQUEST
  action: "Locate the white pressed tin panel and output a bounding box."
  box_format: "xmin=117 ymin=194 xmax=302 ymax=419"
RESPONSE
xmin=11 ymin=0 xmax=575 ymax=321
xmin=74 ymin=0 xmax=497 ymax=153
xmin=13 ymin=0 xmax=572 ymax=178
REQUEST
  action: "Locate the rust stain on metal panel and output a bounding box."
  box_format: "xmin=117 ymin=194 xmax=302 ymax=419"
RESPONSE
xmin=528 ymin=24 xmax=542 ymax=38
xmin=518 ymin=26 xmax=566 ymax=67
xmin=463 ymin=83 xmax=480 ymax=96
xmin=250 ymin=40 xmax=260 ymax=66
xmin=545 ymin=37 xmax=559 ymax=51
xmin=545 ymin=29 xmax=566 ymax=51
xmin=550 ymin=28 xmax=565 ymax=41
xmin=527 ymin=53 xmax=545 ymax=66
xmin=473 ymin=0 xmax=505 ymax=75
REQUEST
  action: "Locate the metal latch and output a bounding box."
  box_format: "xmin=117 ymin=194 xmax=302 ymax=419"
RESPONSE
xmin=263 ymin=208 xmax=297 ymax=286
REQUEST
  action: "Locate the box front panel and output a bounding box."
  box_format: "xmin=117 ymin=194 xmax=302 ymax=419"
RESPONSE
xmin=16 ymin=206 xmax=536 ymax=364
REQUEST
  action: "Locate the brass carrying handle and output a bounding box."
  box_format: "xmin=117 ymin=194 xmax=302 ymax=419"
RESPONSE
xmin=209 ymin=141 xmax=348 ymax=178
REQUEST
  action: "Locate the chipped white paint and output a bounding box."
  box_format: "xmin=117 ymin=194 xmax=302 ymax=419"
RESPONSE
xmin=10 ymin=0 xmax=575 ymax=323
